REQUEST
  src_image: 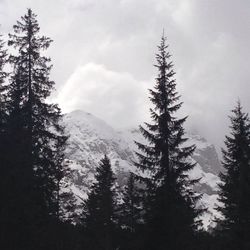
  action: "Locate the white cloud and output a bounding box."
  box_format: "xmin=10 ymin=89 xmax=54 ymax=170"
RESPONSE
xmin=57 ymin=63 xmax=151 ymax=128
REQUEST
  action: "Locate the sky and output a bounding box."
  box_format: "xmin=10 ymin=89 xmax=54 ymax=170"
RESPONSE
xmin=0 ymin=0 xmax=249 ymax=150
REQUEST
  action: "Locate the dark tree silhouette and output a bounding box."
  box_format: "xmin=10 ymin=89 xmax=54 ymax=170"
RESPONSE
xmin=120 ymin=172 xmax=142 ymax=232
xmin=135 ymin=34 xmax=203 ymax=250
xmin=217 ymin=101 xmax=250 ymax=250
xmin=118 ymin=172 xmax=143 ymax=250
xmin=1 ymin=9 xmax=67 ymax=249
xmin=82 ymin=155 xmax=117 ymax=250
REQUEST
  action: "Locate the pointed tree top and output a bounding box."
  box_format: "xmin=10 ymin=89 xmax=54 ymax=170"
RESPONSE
xmin=161 ymin=29 xmax=167 ymax=44
xmin=103 ymin=154 xmax=110 ymax=162
xmin=236 ymin=98 xmax=242 ymax=109
xmin=232 ymin=99 xmax=244 ymax=117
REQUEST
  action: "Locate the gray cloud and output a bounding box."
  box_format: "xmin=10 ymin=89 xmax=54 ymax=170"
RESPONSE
xmin=0 ymin=0 xmax=249 ymax=150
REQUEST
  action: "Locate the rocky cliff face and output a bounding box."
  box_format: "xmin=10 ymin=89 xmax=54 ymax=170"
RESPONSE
xmin=61 ymin=110 xmax=222 ymax=229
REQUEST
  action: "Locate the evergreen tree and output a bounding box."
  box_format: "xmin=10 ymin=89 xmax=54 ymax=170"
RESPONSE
xmin=119 ymin=172 xmax=143 ymax=250
xmin=82 ymin=155 xmax=117 ymax=250
xmin=4 ymin=9 xmax=67 ymax=249
xmin=217 ymin=101 xmax=250 ymax=250
xmin=135 ymin=34 xmax=202 ymax=250
xmin=120 ymin=172 xmax=142 ymax=232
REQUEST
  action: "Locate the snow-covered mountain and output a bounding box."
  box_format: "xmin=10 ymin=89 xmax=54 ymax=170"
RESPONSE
xmin=62 ymin=110 xmax=222 ymax=230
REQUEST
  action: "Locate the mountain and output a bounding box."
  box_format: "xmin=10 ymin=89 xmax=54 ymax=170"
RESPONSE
xmin=61 ymin=110 xmax=222 ymax=229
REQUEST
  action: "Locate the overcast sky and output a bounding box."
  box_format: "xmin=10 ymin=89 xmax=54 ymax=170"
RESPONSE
xmin=0 ymin=0 xmax=249 ymax=149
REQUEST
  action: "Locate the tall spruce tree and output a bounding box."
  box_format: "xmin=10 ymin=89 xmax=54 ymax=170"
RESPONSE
xmin=82 ymin=155 xmax=117 ymax=250
xmin=135 ymin=34 xmax=202 ymax=250
xmin=4 ymin=9 xmax=67 ymax=249
xmin=217 ymin=102 xmax=250 ymax=250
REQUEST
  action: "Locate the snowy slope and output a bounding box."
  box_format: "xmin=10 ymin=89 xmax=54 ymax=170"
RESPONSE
xmin=64 ymin=110 xmax=135 ymax=172
xmin=62 ymin=110 xmax=222 ymax=229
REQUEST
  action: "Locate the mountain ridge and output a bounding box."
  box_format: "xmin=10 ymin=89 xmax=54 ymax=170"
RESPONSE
xmin=61 ymin=110 xmax=222 ymax=229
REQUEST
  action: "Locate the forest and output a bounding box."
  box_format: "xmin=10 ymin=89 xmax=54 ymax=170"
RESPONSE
xmin=0 ymin=8 xmax=250 ymax=250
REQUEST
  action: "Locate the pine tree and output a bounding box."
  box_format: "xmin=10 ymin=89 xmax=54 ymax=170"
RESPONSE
xmin=135 ymin=34 xmax=202 ymax=250
xmin=82 ymin=155 xmax=117 ymax=250
xmin=119 ymin=172 xmax=143 ymax=250
xmin=217 ymin=101 xmax=250 ymax=250
xmin=4 ymin=9 xmax=67 ymax=249
xmin=120 ymin=173 xmax=142 ymax=232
